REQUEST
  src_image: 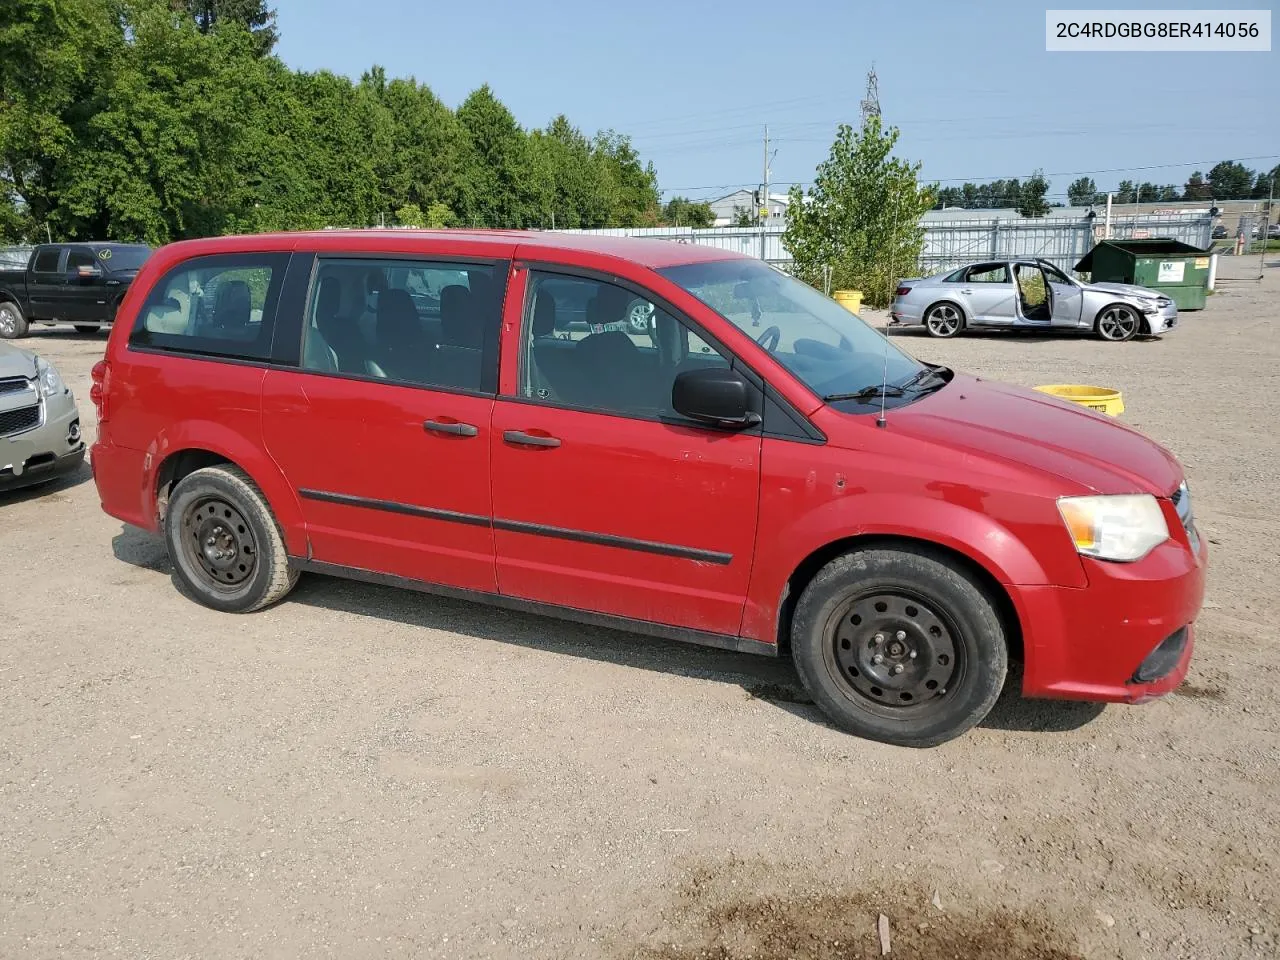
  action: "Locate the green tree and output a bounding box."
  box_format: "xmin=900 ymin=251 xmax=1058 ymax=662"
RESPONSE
xmin=457 ymin=84 xmax=537 ymax=227
xmin=1253 ymin=164 xmax=1280 ymax=199
xmin=731 ymin=206 xmax=754 ymax=227
xmin=1018 ymin=169 xmax=1050 ymax=217
xmin=1157 ymin=184 xmax=1180 ymax=202
xmin=1183 ymin=171 xmax=1211 ymax=201
xmin=783 ymin=116 xmax=936 ymax=308
xmin=662 ymin=196 xmax=713 ymax=227
xmin=1207 ymin=160 xmax=1255 ymax=199
xmin=182 ymin=0 xmax=277 ymax=55
xmin=395 ymin=202 xmax=424 ymax=227
xmin=1115 ymin=180 xmax=1136 ymax=204
xmin=425 ymin=201 xmax=455 ymax=227
xmin=1067 ymin=176 xmax=1100 ymax=206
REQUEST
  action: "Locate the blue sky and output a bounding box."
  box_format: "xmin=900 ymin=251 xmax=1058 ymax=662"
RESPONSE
xmin=273 ymin=0 xmax=1279 ymax=203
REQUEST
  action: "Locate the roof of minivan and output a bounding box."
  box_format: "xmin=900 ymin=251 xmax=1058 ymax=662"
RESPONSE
xmin=159 ymin=229 xmax=746 ymax=269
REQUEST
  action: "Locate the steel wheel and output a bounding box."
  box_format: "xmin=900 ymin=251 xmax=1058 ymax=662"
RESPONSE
xmin=827 ymin=592 xmax=962 ymax=717
xmin=179 ymin=495 xmax=259 ymax=592
xmin=1097 ymin=305 xmax=1138 ymax=342
xmin=924 ymin=303 xmax=962 ymax=338
xmin=0 ymin=302 xmax=26 ymax=339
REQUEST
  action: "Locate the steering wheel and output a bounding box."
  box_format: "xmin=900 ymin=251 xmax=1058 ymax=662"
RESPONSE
xmin=755 ymin=325 xmax=781 ymax=353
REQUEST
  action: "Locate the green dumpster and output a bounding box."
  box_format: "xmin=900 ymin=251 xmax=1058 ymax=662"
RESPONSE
xmin=1074 ymin=238 xmax=1211 ymax=311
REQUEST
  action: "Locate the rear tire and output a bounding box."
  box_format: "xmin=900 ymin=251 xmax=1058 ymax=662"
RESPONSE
xmin=74 ymin=324 xmax=101 ymax=334
xmin=923 ymin=302 xmax=964 ymax=338
xmin=165 ymin=465 xmax=298 ymax=613
xmin=791 ymin=547 xmax=1008 ymax=747
xmin=0 ymin=301 xmax=28 ymax=339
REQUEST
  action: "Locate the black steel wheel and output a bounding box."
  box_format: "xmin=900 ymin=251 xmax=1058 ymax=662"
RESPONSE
xmin=829 ymin=592 xmax=961 ymax=716
xmin=165 ymin=464 xmax=297 ymax=613
xmin=791 ymin=547 xmax=1008 ymax=747
xmin=180 ymin=496 xmax=259 ymax=591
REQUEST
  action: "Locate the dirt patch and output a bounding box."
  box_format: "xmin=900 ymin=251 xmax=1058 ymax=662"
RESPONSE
xmin=744 ymin=681 xmax=815 ymax=706
xmin=1176 ymin=681 xmax=1226 ymax=701
xmin=631 ymin=864 xmax=1080 ymax=960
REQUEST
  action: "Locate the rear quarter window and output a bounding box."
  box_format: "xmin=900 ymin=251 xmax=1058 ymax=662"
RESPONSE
xmin=130 ymin=253 xmax=290 ymax=361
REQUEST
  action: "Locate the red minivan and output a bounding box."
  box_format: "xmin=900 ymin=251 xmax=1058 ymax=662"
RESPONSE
xmin=89 ymin=231 xmax=1205 ymax=746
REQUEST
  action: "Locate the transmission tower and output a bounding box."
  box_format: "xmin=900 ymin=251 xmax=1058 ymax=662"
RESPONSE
xmin=860 ymin=66 xmax=881 ymax=126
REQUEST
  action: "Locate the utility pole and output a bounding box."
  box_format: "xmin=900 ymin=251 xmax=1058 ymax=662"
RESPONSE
xmin=1260 ymin=175 xmax=1273 ymax=282
xmin=761 ymin=124 xmax=770 ymax=261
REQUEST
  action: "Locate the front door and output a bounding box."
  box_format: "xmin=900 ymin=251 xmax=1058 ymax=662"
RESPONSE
xmin=261 ymin=254 xmax=508 ymax=592
xmin=1043 ymin=262 xmax=1085 ymax=327
xmin=959 ymin=262 xmax=1017 ymax=324
xmin=489 ymin=267 xmax=762 ymax=637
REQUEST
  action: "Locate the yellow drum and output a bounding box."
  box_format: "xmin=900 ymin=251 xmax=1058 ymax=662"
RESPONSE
xmin=1034 ymin=384 xmax=1124 ymax=417
xmin=833 ymin=289 xmax=862 ymax=314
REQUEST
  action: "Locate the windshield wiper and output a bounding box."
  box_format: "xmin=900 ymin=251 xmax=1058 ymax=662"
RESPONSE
xmin=823 ymin=384 xmax=906 ymax=403
xmin=899 ymin=365 xmax=949 ymax=390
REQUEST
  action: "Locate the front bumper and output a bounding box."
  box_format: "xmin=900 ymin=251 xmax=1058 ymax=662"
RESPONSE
xmin=1 ymin=388 xmax=85 ymax=492
xmin=1144 ymin=302 xmax=1179 ymax=335
xmin=1017 ymin=527 xmax=1206 ymax=703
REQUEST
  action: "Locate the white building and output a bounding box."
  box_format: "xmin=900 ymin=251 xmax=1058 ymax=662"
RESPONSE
xmin=706 ymin=189 xmax=790 ymax=227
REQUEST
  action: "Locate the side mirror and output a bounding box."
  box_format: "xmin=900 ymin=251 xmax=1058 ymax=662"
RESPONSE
xmin=671 ymin=367 xmax=759 ymax=427
xmin=76 ymin=264 xmax=102 ymax=279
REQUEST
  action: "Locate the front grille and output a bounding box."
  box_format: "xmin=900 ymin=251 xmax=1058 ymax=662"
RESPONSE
xmin=0 ymin=404 xmax=40 ymax=437
xmin=0 ymin=376 xmax=31 ymax=396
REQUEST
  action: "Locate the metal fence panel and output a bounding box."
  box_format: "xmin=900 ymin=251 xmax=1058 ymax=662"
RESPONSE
xmin=556 ymin=214 xmax=1212 ymax=275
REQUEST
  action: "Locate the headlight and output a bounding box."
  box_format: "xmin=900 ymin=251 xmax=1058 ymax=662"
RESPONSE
xmin=1057 ymin=494 xmax=1169 ymax=562
xmin=36 ymin=357 xmax=65 ymax=397
xmin=1136 ymin=298 xmax=1160 ymax=314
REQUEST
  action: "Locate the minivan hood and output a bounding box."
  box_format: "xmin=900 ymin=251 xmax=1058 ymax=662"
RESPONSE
xmin=0 ymin=342 xmax=38 ymax=380
xmin=889 ymin=374 xmax=1182 ymax=496
xmin=1086 ymin=280 xmax=1163 ymax=299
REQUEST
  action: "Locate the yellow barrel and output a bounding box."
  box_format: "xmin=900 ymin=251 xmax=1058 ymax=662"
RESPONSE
xmin=833 ymin=289 xmax=862 ymax=314
xmin=1034 ymin=384 xmax=1124 ymax=417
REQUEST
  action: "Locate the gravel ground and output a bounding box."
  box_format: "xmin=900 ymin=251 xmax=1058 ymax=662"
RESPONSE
xmin=3 ymin=258 xmax=1278 ymax=960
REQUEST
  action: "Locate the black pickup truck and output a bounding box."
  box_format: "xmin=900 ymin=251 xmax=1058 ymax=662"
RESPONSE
xmin=0 ymin=242 xmax=153 ymax=339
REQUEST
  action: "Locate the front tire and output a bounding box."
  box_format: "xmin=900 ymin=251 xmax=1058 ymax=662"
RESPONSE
xmin=791 ymin=547 xmax=1008 ymax=747
xmin=165 ymin=465 xmax=298 ymax=613
xmin=923 ymin=302 xmax=964 ymax=338
xmin=0 ymin=301 xmax=28 ymax=339
xmin=1095 ymin=305 xmax=1139 ymax=342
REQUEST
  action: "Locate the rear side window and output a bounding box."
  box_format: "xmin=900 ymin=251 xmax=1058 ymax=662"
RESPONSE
xmin=66 ymin=249 xmax=96 ymax=271
xmin=299 ymin=257 xmax=506 ymax=393
xmin=32 ymin=249 xmax=61 ymax=273
xmin=131 ymin=253 xmax=290 ymax=361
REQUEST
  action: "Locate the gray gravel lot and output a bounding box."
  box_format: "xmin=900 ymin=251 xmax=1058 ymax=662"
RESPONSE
xmin=3 ymin=258 xmax=1278 ymax=959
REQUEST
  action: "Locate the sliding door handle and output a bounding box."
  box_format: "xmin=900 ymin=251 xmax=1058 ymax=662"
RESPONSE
xmin=503 ymin=430 xmax=561 ymax=448
xmin=424 ymin=420 xmax=479 ymax=437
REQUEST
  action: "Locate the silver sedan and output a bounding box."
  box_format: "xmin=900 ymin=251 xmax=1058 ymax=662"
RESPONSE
xmin=889 ymin=258 xmax=1178 ymax=342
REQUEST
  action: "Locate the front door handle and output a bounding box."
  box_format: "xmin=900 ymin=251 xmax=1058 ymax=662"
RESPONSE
xmin=503 ymin=430 xmax=561 ymax=448
xmin=424 ymin=419 xmax=479 ymax=437
xmin=960 ymin=288 xmax=973 ymax=294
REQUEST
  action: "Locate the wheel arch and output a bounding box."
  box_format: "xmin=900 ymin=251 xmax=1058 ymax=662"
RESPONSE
xmin=774 ymin=533 xmax=1024 ymax=666
xmin=146 ymin=427 xmax=308 ymax=557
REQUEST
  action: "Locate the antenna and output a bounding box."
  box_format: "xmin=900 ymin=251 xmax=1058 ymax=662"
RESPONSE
xmin=875 ymin=330 xmax=890 ymax=428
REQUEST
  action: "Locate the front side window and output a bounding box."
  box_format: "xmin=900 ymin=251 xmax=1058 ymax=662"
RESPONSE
xmin=658 ymin=259 xmax=924 ymax=403
xmin=521 ymin=271 xmax=731 ymax=419
xmin=66 ymin=249 xmax=96 ymax=271
xmin=131 ymin=253 xmax=289 ymax=361
xmin=300 ymin=257 xmax=504 ymax=393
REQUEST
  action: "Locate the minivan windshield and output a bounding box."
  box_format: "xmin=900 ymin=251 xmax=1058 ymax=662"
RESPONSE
xmin=658 ymin=259 xmax=925 ymax=402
